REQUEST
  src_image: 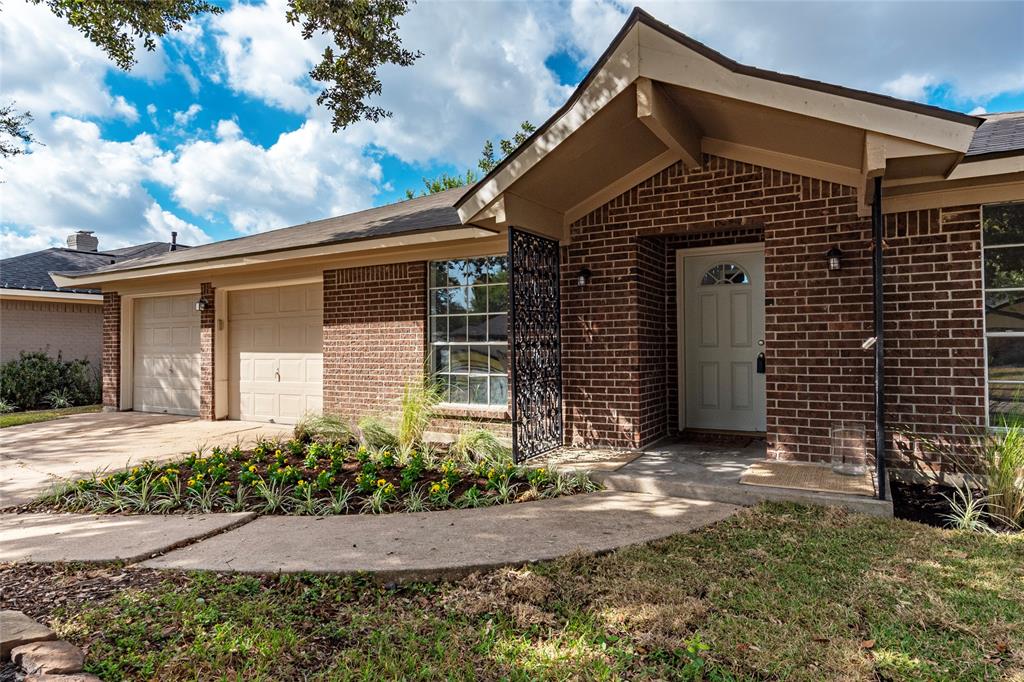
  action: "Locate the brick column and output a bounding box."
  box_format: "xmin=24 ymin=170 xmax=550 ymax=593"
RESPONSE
xmin=101 ymin=292 xmax=121 ymax=410
xmin=199 ymin=282 xmax=216 ymax=420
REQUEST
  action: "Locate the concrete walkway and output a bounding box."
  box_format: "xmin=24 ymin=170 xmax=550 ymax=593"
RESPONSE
xmin=0 ymin=412 xmax=290 ymax=507
xmin=0 ymin=512 xmax=255 ymax=563
xmin=0 ymin=492 xmax=740 ymax=580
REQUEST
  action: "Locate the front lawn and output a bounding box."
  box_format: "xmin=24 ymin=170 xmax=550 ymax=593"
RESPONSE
xmin=3 ymin=503 xmax=1021 ymax=681
xmin=0 ymin=404 xmax=101 ymax=428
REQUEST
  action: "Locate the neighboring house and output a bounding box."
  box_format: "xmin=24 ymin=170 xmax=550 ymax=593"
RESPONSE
xmin=0 ymin=231 xmax=188 ymax=363
xmin=53 ymin=10 xmax=1022 ymax=487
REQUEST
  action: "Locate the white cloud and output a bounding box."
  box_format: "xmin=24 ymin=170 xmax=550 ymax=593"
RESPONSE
xmin=211 ymin=0 xmax=321 ymax=112
xmin=881 ymin=73 xmax=936 ymax=102
xmin=0 ymin=116 xmax=207 ymax=257
xmin=143 ymin=203 xmax=210 ymax=247
xmin=163 ymin=118 xmax=382 ymax=234
xmin=969 ymin=106 xmax=987 ymax=116
xmin=172 ymin=103 xmax=203 ymax=127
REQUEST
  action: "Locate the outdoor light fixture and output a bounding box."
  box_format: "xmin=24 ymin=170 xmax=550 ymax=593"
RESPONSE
xmin=826 ymin=246 xmax=844 ymax=271
xmin=577 ymin=267 xmax=593 ymax=286
xmin=194 ymin=297 xmax=210 ymax=312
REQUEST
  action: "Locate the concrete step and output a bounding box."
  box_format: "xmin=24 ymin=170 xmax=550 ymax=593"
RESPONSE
xmin=593 ymin=472 xmax=893 ymax=517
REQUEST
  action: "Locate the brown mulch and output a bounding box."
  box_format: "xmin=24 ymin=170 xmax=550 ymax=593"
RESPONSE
xmin=0 ymin=563 xmax=181 ymax=623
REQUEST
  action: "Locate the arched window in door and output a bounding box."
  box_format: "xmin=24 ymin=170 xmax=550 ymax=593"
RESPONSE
xmin=700 ymin=262 xmax=750 ymax=285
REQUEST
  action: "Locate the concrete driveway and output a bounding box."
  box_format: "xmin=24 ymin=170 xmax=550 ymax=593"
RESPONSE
xmin=0 ymin=412 xmax=290 ymax=508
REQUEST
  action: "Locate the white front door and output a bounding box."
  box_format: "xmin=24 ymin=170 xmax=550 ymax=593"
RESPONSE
xmin=228 ymin=283 xmax=323 ymax=424
xmin=682 ymin=248 xmax=766 ymax=432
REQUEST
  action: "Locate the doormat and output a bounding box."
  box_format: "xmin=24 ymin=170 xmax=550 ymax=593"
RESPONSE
xmin=739 ymin=461 xmax=876 ymax=498
xmin=678 ymin=431 xmax=755 ymax=448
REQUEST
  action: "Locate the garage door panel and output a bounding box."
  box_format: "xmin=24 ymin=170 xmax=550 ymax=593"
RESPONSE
xmin=133 ymin=295 xmax=200 ymax=416
xmin=228 ymin=283 xmax=322 ymax=425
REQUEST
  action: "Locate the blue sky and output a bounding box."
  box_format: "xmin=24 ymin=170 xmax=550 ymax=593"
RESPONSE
xmin=2 ymin=0 xmax=1023 ymax=257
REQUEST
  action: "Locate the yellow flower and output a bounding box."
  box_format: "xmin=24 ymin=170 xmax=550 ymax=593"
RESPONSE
xmin=298 ymin=479 xmax=306 ymax=487
xmin=274 ymin=449 xmax=282 ymax=457
xmin=377 ymin=478 xmax=387 ymax=488
xmin=248 ymin=465 xmax=257 ymax=473
xmin=430 ymin=484 xmax=441 ymax=494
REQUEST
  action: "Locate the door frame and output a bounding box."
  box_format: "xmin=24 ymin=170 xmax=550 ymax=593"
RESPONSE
xmin=675 ymin=242 xmax=766 ymax=432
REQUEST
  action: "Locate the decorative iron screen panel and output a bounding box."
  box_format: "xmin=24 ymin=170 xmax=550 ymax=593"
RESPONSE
xmin=509 ymin=227 xmax=563 ymax=462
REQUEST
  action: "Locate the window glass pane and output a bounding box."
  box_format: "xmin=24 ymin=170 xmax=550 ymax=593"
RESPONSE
xmin=488 ymin=284 xmax=509 ymax=312
xmin=489 ymin=376 xmax=508 ymax=405
xmin=469 ymin=345 xmax=492 ymax=373
xmin=988 ymin=337 xmax=1024 ymax=382
xmin=986 ymin=291 xmax=1024 ymax=333
xmin=467 ymin=315 xmax=488 ymax=342
xmin=430 ymin=262 xmax=450 ymax=288
xmin=433 ymin=347 xmax=449 ymax=373
xmin=983 ymin=203 xmax=1024 ymax=246
xmin=487 ymin=314 xmax=508 ymax=342
xmin=466 ymin=286 xmax=487 ymax=314
xmin=446 ymin=287 xmax=467 ymax=314
xmin=464 ymin=259 xmax=488 ymax=287
xmin=449 ymin=346 xmax=471 ymax=373
xmin=469 ymin=376 xmax=489 ymax=405
xmin=429 ymin=289 xmax=447 ymax=315
xmin=448 ymin=315 xmax=468 ymax=342
xmin=450 ymin=375 xmax=469 ymax=404
xmin=985 ymin=245 xmax=1024 ymax=289
xmin=430 ymin=316 xmax=446 ymax=342
xmin=489 ymin=346 xmax=508 ymax=373
xmin=989 ymin=383 xmax=1024 ymax=427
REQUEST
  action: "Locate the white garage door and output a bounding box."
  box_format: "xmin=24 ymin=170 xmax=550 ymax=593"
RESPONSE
xmin=133 ymin=295 xmax=201 ymax=416
xmin=229 ymin=283 xmax=323 ymax=424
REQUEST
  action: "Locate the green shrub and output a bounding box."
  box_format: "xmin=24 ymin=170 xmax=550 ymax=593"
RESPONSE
xmin=0 ymin=351 xmax=100 ymax=409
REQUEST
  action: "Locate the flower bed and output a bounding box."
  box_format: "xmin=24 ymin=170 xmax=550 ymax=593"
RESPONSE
xmin=38 ymin=435 xmax=598 ymax=515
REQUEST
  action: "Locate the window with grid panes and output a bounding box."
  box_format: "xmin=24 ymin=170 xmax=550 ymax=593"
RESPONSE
xmin=428 ymin=257 xmax=509 ymax=407
xmin=982 ymin=203 xmax=1024 ymax=427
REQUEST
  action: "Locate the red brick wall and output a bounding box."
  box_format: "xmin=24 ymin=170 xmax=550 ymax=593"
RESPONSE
xmin=322 ymin=263 xmax=512 ymax=438
xmin=199 ymin=282 xmax=215 ymax=420
xmin=101 ymin=292 xmax=120 ymax=410
xmin=563 ymin=155 xmax=985 ymax=466
xmin=323 ymin=263 xmax=427 ymax=420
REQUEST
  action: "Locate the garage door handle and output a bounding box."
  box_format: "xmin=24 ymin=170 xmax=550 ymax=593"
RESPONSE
xmin=275 ymin=369 xmax=280 ymax=382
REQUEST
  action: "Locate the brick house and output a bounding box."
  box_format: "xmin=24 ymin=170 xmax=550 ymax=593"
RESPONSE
xmin=55 ymin=10 xmax=1023 ymax=491
xmin=1 ymin=231 xmax=186 ymax=364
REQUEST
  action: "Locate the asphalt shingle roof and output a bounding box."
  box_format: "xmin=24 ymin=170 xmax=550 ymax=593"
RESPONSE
xmin=58 ymin=187 xmax=467 ymax=279
xmin=1 ymin=241 xmax=188 ymax=294
xmin=966 ymin=111 xmax=1024 ymax=158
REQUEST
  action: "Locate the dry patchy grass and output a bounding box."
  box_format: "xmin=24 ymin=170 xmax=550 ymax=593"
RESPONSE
xmin=2 ymin=502 xmax=1021 ymax=680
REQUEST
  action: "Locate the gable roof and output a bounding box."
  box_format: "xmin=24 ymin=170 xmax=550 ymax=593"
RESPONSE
xmin=1 ymin=241 xmax=187 ymax=294
xmin=454 ymin=8 xmax=981 ymax=213
xmin=965 ymin=111 xmax=1024 ymax=160
xmin=55 ymin=187 xmax=468 ymax=281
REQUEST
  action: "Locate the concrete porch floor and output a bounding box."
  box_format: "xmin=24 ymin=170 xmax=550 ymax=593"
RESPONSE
xmin=553 ymin=439 xmax=893 ymax=517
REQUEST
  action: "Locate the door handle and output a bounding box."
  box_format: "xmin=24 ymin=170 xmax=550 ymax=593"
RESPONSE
xmin=756 ymin=352 xmax=766 ymax=374
xmin=275 ymin=369 xmax=281 ymax=382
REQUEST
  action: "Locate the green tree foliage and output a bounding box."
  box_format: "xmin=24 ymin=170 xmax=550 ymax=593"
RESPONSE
xmin=4 ymin=0 xmax=420 ymax=153
xmin=0 ymin=103 xmax=35 ymax=160
xmin=406 ymin=121 xmax=537 ymax=198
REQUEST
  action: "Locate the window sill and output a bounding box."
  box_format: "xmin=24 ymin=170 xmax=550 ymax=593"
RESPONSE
xmin=435 ymin=403 xmax=511 ymax=421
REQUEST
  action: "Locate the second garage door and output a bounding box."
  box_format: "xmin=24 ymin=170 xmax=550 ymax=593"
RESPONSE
xmin=228 ymin=283 xmax=323 ymax=424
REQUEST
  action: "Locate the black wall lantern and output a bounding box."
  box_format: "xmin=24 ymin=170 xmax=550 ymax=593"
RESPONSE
xmin=826 ymin=246 xmax=844 ymax=271
xmin=576 ymin=267 xmax=593 ymax=286
xmin=194 ymin=296 xmax=210 ymax=312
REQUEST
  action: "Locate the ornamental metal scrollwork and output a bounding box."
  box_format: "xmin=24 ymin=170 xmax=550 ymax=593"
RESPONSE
xmin=509 ymin=228 xmax=563 ymax=462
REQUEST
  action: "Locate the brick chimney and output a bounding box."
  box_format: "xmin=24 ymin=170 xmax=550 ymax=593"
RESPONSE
xmin=67 ymin=231 xmax=99 ymax=252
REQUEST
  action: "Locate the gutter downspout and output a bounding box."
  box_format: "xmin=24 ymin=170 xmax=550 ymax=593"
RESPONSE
xmin=872 ymin=175 xmax=888 ymax=501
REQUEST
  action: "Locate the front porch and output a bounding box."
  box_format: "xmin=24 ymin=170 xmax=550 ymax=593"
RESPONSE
xmin=543 ymin=438 xmax=893 ymax=516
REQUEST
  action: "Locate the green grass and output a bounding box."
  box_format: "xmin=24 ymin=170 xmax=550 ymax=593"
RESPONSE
xmin=9 ymin=503 xmax=1021 ymax=681
xmin=0 ymin=404 xmax=101 ymax=428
